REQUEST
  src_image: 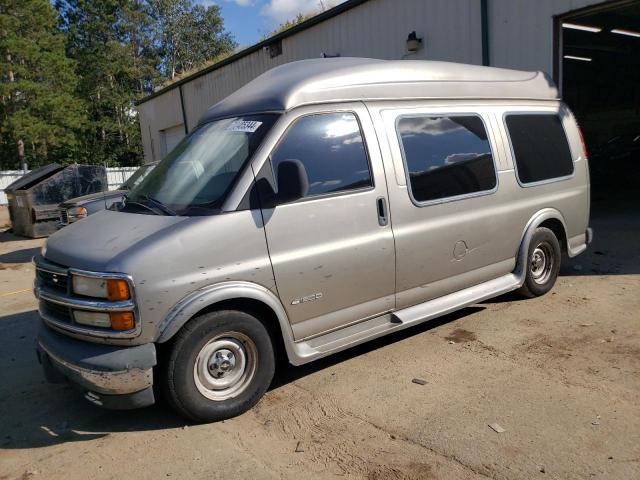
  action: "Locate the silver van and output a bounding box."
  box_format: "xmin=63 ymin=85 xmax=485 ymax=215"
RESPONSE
xmin=34 ymin=58 xmax=592 ymax=422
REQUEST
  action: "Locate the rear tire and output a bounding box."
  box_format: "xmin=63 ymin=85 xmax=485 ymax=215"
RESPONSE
xmin=161 ymin=310 xmax=275 ymax=422
xmin=517 ymin=227 xmax=561 ymax=298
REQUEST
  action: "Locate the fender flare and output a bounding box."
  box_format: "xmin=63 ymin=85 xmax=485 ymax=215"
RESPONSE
xmin=155 ymin=281 xmax=298 ymax=360
xmin=514 ymin=208 xmax=568 ymax=286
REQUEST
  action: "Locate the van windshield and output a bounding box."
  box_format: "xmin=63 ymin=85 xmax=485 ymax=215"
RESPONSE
xmin=124 ymin=114 xmax=277 ymax=215
xmin=120 ymin=162 xmax=157 ymax=190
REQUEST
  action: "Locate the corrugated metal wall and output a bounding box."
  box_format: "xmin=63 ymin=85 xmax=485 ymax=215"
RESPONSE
xmin=138 ymin=0 xmax=483 ymax=163
xmin=488 ymin=0 xmax=603 ymax=73
xmin=137 ymin=0 xmax=609 ymax=163
xmin=137 ymin=87 xmax=184 ymax=164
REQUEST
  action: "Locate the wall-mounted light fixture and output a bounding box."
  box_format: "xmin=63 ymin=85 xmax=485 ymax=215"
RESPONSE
xmin=406 ymin=31 xmax=423 ymax=52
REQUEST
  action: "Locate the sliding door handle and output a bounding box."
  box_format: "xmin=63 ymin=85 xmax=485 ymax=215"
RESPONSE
xmin=376 ymin=197 xmax=388 ymax=227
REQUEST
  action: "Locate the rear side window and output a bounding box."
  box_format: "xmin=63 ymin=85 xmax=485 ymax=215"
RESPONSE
xmin=505 ymin=114 xmax=574 ymax=184
xmin=271 ymin=112 xmax=373 ymax=198
xmin=397 ymin=115 xmax=496 ymax=203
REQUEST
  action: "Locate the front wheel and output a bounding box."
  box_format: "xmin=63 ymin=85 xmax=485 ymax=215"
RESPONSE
xmin=161 ymin=310 xmax=275 ymax=422
xmin=517 ymin=227 xmax=561 ymax=298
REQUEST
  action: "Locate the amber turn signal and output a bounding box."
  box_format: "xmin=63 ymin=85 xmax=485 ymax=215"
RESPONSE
xmin=107 ymin=279 xmax=130 ymax=301
xmin=110 ymin=312 xmax=135 ymax=330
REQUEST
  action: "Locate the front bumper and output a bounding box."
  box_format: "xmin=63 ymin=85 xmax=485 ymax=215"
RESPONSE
xmin=36 ymin=320 xmax=157 ymax=409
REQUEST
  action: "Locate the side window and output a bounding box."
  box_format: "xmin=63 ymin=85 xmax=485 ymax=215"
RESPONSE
xmin=271 ymin=112 xmax=373 ymax=198
xmin=505 ymin=114 xmax=574 ymax=184
xmin=397 ymin=115 xmax=496 ymax=203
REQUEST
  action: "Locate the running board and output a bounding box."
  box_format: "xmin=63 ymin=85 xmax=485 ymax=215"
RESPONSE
xmin=289 ymin=273 xmax=521 ymax=365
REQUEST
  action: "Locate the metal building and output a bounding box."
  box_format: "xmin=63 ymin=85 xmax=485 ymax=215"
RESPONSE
xmin=136 ymin=0 xmax=640 ymax=205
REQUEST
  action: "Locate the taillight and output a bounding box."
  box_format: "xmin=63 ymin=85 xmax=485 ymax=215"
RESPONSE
xmin=577 ymin=124 xmax=589 ymax=159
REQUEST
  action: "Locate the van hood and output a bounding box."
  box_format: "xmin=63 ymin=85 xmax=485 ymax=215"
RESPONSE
xmin=45 ymin=209 xmax=188 ymax=271
xmin=60 ymin=190 xmax=125 ymax=208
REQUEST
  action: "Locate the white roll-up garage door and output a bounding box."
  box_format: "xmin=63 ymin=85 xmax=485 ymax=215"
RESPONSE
xmin=160 ymin=124 xmax=185 ymax=158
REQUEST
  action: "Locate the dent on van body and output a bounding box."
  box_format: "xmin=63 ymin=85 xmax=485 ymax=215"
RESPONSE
xmin=151 ymin=100 xmax=588 ymax=361
xmin=45 ymin=208 xmax=276 ymax=346
xmin=47 ymin=100 xmax=589 ymax=358
xmin=365 ymin=99 xmax=589 ymax=312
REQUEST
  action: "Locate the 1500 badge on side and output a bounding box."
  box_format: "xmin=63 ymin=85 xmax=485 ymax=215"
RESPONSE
xmin=291 ymin=292 xmax=323 ymax=305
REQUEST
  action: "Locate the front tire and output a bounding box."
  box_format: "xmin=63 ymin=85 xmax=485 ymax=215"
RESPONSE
xmin=161 ymin=310 xmax=275 ymax=422
xmin=518 ymin=227 xmax=561 ymax=298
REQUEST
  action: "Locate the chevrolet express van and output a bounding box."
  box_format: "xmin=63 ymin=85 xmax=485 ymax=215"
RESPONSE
xmin=34 ymin=58 xmax=592 ymax=422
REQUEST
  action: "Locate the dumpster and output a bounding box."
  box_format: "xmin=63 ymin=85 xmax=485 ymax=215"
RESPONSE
xmin=5 ymin=164 xmax=107 ymax=238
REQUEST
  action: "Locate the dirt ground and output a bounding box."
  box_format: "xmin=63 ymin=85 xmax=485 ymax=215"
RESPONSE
xmin=0 ymin=206 xmax=638 ymax=480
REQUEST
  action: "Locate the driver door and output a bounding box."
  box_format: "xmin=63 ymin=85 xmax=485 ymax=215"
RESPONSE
xmin=256 ymin=104 xmax=395 ymax=340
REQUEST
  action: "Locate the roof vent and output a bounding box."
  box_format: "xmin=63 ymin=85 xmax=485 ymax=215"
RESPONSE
xmin=266 ymin=40 xmax=282 ymax=58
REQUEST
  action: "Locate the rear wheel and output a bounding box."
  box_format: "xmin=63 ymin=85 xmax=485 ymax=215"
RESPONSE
xmin=518 ymin=227 xmax=561 ymax=298
xmin=161 ymin=310 xmax=275 ymax=422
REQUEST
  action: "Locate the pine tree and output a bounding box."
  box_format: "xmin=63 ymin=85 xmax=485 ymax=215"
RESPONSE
xmin=152 ymin=0 xmax=236 ymax=80
xmin=0 ymin=0 xmax=236 ymax=169
xmin=57 ymin=0 xmax=155 ymax=167
xmin=0 ymin=0 xmax=86 ymax=169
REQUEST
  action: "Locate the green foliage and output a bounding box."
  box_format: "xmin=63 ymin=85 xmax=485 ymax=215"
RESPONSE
xmin=264 ymin=12 xmax=315 ymax=40
xmin=0 ymin=0 xmax=86 ymax=169
xmin=152 ymin=0 xmax=237 ymax=80
xmin=0 ymin=0 xmax=236 ymax=169
xmin=56 ymin=0 xmax=157 ymax=166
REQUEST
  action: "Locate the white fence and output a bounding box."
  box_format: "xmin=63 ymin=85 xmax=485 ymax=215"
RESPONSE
xmin=0 ymin=167 xmax=138 ymax=205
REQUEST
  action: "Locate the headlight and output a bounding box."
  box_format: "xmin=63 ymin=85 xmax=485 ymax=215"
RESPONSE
xmin=72 ymin=275 xmax=131 ymax=300
xmin=67 ymin=206 xmax=88 ymax=222
xmin=73 ymin=310 xmax=111 ymax=328
xmin=72 ymin=310 xmax=135 ymax=330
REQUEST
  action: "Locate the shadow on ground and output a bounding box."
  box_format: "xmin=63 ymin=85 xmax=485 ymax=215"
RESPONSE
xmin=0 ymin=306 xmax=484 ymax=451
xmin=560 ymin=209 xmax=640 ymax=276
xmin=0 ymin=247 xmax=41 ymax=264
xmin=1 ymin=199 xmax=635 ymax=452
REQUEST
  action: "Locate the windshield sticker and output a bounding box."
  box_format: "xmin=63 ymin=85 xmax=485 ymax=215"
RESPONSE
xmin=227 ymin=120 xmax=263 ymax=133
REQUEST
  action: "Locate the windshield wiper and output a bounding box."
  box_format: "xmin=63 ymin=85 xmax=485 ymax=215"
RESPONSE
xmin=140 ymin=194 xmax=177 ymax=216
xmin=122 ymin=195 xmax=158 ymax=215
xmin=123 ymin=194 xmax=176 ymax=216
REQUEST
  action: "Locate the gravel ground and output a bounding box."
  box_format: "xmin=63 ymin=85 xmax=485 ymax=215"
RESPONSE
xmin=0 ymin=209 xmax=638 ymax=480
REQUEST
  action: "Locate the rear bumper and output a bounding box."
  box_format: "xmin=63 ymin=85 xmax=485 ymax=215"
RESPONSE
xmin=36 ymin=320 xmax=157 ymax=409
xmin=567 ymin=227 xmax=594 ymax=257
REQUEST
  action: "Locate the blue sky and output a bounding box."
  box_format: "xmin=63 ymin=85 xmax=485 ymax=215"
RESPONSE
xmin=200 ymin=0 xmax=347 ymax=47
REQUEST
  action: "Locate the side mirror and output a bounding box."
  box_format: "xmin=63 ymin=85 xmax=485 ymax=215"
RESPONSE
xmin=273 ymin=159 xmax=309 ymax=205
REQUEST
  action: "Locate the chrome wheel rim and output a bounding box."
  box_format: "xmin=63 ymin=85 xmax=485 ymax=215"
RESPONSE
xmin=193 ymin=332 xmax=257 ymax=401
xmin=530 ymin=242 xmax=554 ymax=285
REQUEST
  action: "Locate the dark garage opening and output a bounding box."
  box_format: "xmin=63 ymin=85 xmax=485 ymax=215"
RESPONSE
xmin=560 ymin=0 xmax=640 ymax=212
xmin=556 ymin=0 xmax=640 ymax=278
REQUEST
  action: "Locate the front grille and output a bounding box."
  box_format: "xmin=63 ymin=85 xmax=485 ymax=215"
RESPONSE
xmin=37 ymin=269 xmax=68 ymax=294
xmin=60 ymin=209 xmax=68 ymax=225
xmin=40 ymin=300 xmax=72 ymax=324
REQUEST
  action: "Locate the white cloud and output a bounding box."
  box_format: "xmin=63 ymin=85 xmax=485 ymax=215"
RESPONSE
xmin=217 ymin=0 xmax=252 ymax=6
xmin=398 ymin=117 xmax=463 ymax=137
xmin=444 ymin=152 xmax=486 ymax=165
xmin=261 ymin=0 xmax=345 ymax=25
